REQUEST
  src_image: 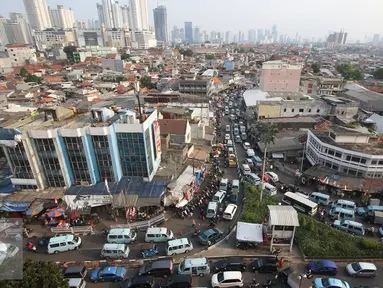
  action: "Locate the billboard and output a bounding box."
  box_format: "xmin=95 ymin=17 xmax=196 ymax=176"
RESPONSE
xmin=152 ymin=120 xmax=161 ymax=158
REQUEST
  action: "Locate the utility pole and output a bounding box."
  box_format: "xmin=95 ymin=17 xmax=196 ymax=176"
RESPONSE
xmin=260 ymin=146 xmax=267 ymax=202
xmin=134 ymin=79 xmax=143 ymax=123
xmin=300 ymin=142 xmax=306 ymax=173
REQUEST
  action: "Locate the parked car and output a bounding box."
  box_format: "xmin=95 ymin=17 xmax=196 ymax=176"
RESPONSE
xmin=265 ymin=172 xmax=279 ymax=182
xmin=214 ymin=257 xmax=246 ymax=273
xmin=308 ymin=260 xmax=338 ymax=275
xmin=243 ymin=142 xmax=251 ymax=150
xmin=225 ymin=134 xmax=231 ymax=141
xmin=346 ymin=262 xmax=377 ymax=278
xmin=90 ymin=266 xmax=126 ymax=283
xmin=199 ymin=228 xmax=223 ymax=246
xmin=120 ymin=276 xmax=154 ymax=288
xmin=312 ymin=278 xmax=350 ymax=288
xmin=280 ymin=184 xmax=299 ymax=193
xmin=250 ymin=257 xmax=277 ymax=273
xmin=244 ymin=158 xmax=253 ymax=169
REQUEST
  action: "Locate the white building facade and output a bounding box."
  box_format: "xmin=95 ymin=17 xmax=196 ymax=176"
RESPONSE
xmin=48 ymin=5 xmax=75 ymax=29
xmin=23 ymin=0 xmax=51 ymax=30
xmin=306 ymin=129 xmax=383 ymax=179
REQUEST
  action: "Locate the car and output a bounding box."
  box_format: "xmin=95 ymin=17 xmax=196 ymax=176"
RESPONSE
xmin=236 ymin=109 xmax=240 ymax=116
xmin=90 ymin=266 xmax=126 ymax=283
xmin=159 ymin=274 xmax=192 ymax=288
xmin=250 ymin=257 xmax=277 ymax=273
xmin=214 ymin=257 xmax=246 ymax=273
xmin=244 ymin=158 xmax=253 ymax=169
xmin=211 ymin=271 xmax=243 ymax=288
xmin=199 ymin=228 xmax=223 ymax=246
xmin=265 ymin=172 xmax=279 ymax=182
xmin=308 ymin=260 xmax=338 ymax=275
xmin=233 ymin=123 xmax=239 ymax=130
xmin=120 ymin=275 xmax=154 ymax=288
xmin=246 ymin=149 xmax=255 ymax=157
xmin=346 ymin=262 xmax=377 ymax=278
xmin=243 ymin=142 xmax=250 ymax=150
xmin=312 ymin=277 xmax=350 ymax=288
xmin=281 ymin=184 xmax=299 ymax=192
xmin=225 ymin=134 xmax=230 ymax=140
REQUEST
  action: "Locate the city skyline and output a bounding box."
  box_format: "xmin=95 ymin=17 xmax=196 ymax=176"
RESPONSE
xmin=3 ymin=0 xmax=383 ymax=41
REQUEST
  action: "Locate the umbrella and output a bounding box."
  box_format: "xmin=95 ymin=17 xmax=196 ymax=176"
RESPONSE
xmin=46 ymin=208 xmax=65 ymax=218
xmin=25 ymin=203 xmax=44 ymax=217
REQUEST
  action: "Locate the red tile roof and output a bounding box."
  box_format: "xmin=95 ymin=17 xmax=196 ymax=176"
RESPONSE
xmin=105 ymin=53 xmax=117 ymax=59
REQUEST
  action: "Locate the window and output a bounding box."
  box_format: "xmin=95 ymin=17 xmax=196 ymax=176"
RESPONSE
xmin=371 ymin=160 xmax=377 ymax=165
xmin=379 ymin=160 xmax=383 ymax=165
xmin=346 ymin=155 xmax=352 ymax=161
xmin=316 ymin=109 xmax=320 ymax=113
xmin=308 ymin=109 xmax=312 ymax=112
xmin=284 ymin=108 xmax=286 ymax=112
xmin=360 ymin=158 xmax=367 ymax=164
xmin=351 ymin=156 xmax=361 ymax=163
xmin=335 ymin=152 xmax=341 ymax=158
xmin=332 ymin=165 xmax=339 ymax=170
xmin=308 ymin=90 xmax=312 ymax=94
xmin=348 ymin=169 xmax=357 ymax=176
xmin=292 ymin=109 xmax=295 ymax=112
xmin=308 ymin=83 xmax=313 ymax=88
xmin=327 ymin=149 xmax=335 ymax=156
xmin=299 ymin=109 xmax=304 ymax=112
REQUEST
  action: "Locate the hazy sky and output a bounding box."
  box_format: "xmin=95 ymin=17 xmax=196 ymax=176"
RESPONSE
xmin=3 ymin=0 xmax=383 ymax=41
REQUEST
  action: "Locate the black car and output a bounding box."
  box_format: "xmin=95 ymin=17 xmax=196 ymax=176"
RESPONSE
xmin=199 ymin=228 xmax=224 ymax=245
xmin=250 ymin=257 xmax=277 ymax=273
xmin=159 ymin=274 xmax=192 ymax=288
xmin=281 ymin=184 xmax=299 ymax=193
xmin=120 ymin=276 xmax=154 ymax=288
xmin=214 ymin=257 xmax=246 ymax=272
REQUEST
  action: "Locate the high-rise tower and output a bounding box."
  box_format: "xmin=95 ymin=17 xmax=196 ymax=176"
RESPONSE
xmin=153 ymin=5 xmax=168 ymax=43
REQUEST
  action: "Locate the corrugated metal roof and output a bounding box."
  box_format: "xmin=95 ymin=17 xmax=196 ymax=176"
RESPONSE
xmin=268 ymin=205 xmax=300 ymax=226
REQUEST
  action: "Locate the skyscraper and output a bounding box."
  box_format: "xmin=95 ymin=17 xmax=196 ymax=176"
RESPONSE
xmin=121 ymin=5 xmax=131 ymax=29
xmin=97 ymin=3 xmax=105 ymax=28
xmin=184 ymin=22 xmax=193 ymax=43
xmin=373 ymin=34 xmax=380 ymax=46
xmin=194 ymin=26 xmax=201 ymax=43
xmin=23 ymin=0 xmax=51 ymax=30
xmin=9 ymin=13 xmax=33 ymax=44
xmin=153 ymin=5 xmax=168 ymax=43
xmin=102 ymin=0 xmax=113 ymax=28
xmin=129 ymin=0 xmax=149 ymax=31
xmin=111 ymin=1 xmax=123 ymax=28
xmin=248 ymin=29 xmax=256 ymax=42
xmin=48 ymin=5 xmax=75 ymax=29
xmin=225 ymin=31 xmax=232 ymax=43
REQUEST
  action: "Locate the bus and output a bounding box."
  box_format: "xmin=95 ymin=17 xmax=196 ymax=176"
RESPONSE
xmin=282 ymin=192 xmax=318 ymax=216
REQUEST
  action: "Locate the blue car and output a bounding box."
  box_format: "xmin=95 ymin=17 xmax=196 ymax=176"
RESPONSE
xmin=308 ymin=260 xmax=338 ymax=275
xmin=313 ymin=277 xmax=350 ymax=288
xmin=90 ymin=266 xmax=126 ymax=283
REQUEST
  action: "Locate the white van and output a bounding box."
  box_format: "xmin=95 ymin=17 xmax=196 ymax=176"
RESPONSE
xmin=145 ymin=227 xmax=174 ymax=243
xmin=231 ymin=180 xmax=240 ymax=193
xmin=225 ymin=124 xmax=230 ymax=132
xmin=47 ymin=235 xmax=82 ymax=254
xmin=178 ymin=257 xmax=210 ymax=276
xmin=309 ymin=192 xmax=330 ymax=206
xmin=219 ymin=178 xmax=229 ymax=191
xmin=246 ymin=149 xmax=255 ymax=157
xmin=332 ymin=199 xmax=356 ymax=211
xmin=167 ymin=238 xmax=193 ymax=256
xmin=263 ymin=183 xmax=277 ymax=196
xmin=100 ymin=243 xmax=130 ymax=259
xmin=223 ymin=204 xmax=238 ymax=220
xmin=226 ymin=140 xmax=233 ymax=147
xmin=212 ymin=190 xmax=226 ymax=203
xmin=265 ymin=172 xmax=279 ymax=182
xmin=333 ymin=220 xmax=365 ymax=236
xmin=206 ymin=201 xmax=218 ymax=219
xmin=107 ymin=228 xmax=137 ymax=244
xmin=241 ymin=164 xmax=251 ymax=175
xmin=243 ymin=173 xmax=261 ymax=186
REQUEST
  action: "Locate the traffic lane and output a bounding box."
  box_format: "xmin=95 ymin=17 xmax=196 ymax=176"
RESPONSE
xmin=290 ymin=261 xmax=383 ymax=287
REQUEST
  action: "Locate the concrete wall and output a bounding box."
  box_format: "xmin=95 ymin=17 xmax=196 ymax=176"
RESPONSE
xmin=332 ymin=105 xmax=358 ymax=119
xmin=280 ymin=100 xmax=330 ymax=117
xmin=190 ymin=121 xmax=206 ymax=139
xmin=260 ymin=62 xmax=301 ymax=92
xmin=257 ymin=103 xmax=281 ymax=119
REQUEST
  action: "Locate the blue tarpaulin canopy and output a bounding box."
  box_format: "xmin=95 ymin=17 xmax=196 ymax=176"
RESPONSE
xmin=0 ymin=201 xmax=31 ymax=212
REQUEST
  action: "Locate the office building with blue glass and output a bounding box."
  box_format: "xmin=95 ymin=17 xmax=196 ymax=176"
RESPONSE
xmin=0 ymin=102 xmax=162 ymax=191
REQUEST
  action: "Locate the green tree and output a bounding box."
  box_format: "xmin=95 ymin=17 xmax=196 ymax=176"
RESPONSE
xmin=149 ymin=67 xmax=159 ymax=72
xmin=205 ymin=54 xmax=215 ymax=60
xmin=140 ymin=75 xmax=153 ymax=88
xmin=238 ymin=47 xmax=245 ymax=53
xmin=308 ymin=220 xmax=315 ymax=232
xmin=179 ymin=48 xmax=193 ymax=57
xmin=300 ymin=216 xmax=307 ymax=228
xmin=19 ymin=67 xmax=29 ymax=77
xmin=63 ymin=45 xmax=77 ymax=62
xmin=373 ymin=68 xmax=383 ymax=80
xmin=0 ymin=259 xmax=69 ymax=288
xmin=336 ymin=63 xmax=364 ymax=80
xmin=121 ymin=53 xmax=131 ymax=60
xmin=25 ymin=74 xmax=41 ymax=83
xmin=311 ymin=63 xmax=320 ymax=73
xmin=255 ymin=122 xmax=279 ymax=202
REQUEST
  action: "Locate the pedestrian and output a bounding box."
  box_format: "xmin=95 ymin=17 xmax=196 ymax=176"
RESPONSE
xmin=192 ymin=219 xmax=196 ymax=227
xmin=279 ymin=257 xmax=284 ymax=268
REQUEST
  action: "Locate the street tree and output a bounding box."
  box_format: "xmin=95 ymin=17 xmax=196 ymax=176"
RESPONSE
xmin=336 ymin=63 xmax=364 ymax=80
xmin=374 ymin=68 xmax=383 ymax=80
xmin=140 ymin=75 xmax=153 ymax=88
xmin=19 ymin=67 xmax=29 ymax=77
xmin=311 ymin=62 xmax=320 ymax=73
xmin=256 ymin=122 xmax=279 ymax=202
xmin=0 ymin=259 xmax=69 ymax=288
xmin=63 ymin=45 xmax=77 ymax=63
xmin=121 ymin=53 xmax=131 ymax=60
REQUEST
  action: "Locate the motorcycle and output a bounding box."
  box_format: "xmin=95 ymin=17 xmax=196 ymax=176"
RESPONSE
xmin=270 ymin=247 xmax=282 ymax=255
xmin=249 ymin=277 xmax=260 ymax=288
xmin=27 ymin=242 xmax=37 ymax=253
